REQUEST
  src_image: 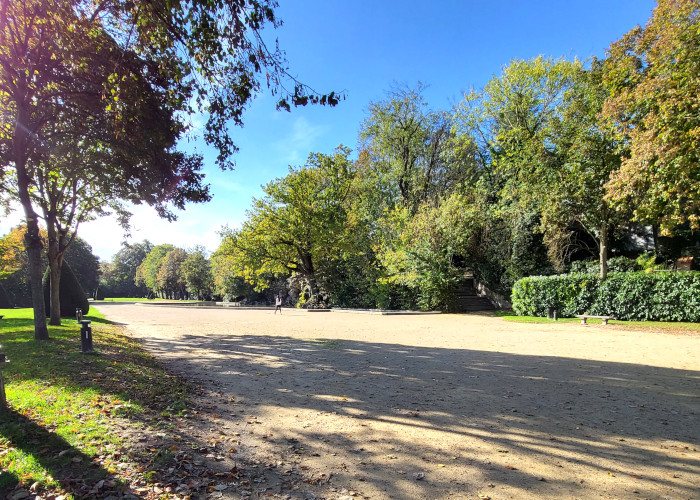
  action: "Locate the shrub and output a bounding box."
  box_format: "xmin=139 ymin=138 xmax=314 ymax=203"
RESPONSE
xmin=569 ymin=257 xmax=639 ymax=274
xmin=512 ymin=271 xmax=700 ymax=321
xmin=0 ymin=282 xmax=12 ymax=308
xmin=43 ymin=263 xmax=90 ymax=317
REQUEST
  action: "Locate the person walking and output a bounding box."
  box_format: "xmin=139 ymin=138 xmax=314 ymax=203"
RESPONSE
xmin=274 ymin=294 xmax=283 ymax=314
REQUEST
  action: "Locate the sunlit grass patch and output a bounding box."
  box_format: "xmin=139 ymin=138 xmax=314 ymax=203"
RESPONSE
xmin=0 ymin=307 xmax=191 ymax=497
xmin=494 ymin=309 xmax=700 ymax=332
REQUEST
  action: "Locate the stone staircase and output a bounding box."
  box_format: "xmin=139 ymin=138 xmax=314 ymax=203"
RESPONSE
xmin=451 ymin=279 xmax=495 ymax=312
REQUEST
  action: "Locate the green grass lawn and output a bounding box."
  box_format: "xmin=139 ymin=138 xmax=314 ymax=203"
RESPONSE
xmin=0 ymin=307 xmax=190 ymax=498
xmin=494 ymin=310 xmax=700 ymax=332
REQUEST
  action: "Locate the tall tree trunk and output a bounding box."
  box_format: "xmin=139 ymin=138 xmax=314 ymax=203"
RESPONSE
xmin=14 ymin=103 xmax=49 ymax=340
xmin=47 ymin=225 xmax=63 ymax=326
xmin=307 ymin=273 xmax=319 ymax=298
xmin=48 ymin=255 xmax=64 ymax=326
xmin=23 ymin=222 xmax=49 ymax=340
xmin=298 ymin=251 xmax=319 ymax=298
xmin=599 ymin=225 xmax=609 ymax=280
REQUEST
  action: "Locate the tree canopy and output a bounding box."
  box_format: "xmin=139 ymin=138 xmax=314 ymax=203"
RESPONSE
xmin=213 ymin=1 xmax=700 ymax=311
xmin=217 ymin=147 xmax=357 ymax=302
xmin=603 ymin=0 xmax=700 ymax=232
xmin=0 ymin=0 xmax=341 ymax=336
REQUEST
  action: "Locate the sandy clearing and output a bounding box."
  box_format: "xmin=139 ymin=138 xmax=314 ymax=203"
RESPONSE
xmin=98 ymin=304 xmax=700 ymax=499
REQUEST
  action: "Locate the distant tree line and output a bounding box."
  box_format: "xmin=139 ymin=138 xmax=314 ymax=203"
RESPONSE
xmin=0 ymin=225 xmax=99 ymax=307
xmin=99 ymin=240 xmax=288 ymax=304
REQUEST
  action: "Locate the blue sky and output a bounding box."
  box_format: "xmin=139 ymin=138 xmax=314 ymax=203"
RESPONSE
xmin=1 ymin=0 xmax=658 ymax=260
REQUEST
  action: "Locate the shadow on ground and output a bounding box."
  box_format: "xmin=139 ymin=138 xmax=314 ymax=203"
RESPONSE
xmin=0 ymin=408 xmax=111 ymax=497
xmin=141 ymin=333 xmax=700 ymax=498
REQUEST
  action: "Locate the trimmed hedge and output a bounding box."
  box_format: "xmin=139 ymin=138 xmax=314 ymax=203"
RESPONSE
xmin=43 ymin=263 xmax=90 ymax=317
xmin=512 ymin=271 xmax=700 ymax=322
xmin=0 ymin=282 xmax=12 ymax=308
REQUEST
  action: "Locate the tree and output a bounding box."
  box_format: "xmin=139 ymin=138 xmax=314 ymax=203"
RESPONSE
xmin=157 ymin=248 xmax=188 ymax=299
xmin=210 ymin=250 xmax=258 ymax=301
xmin=135 ymin=244 xmax=175 ymax=298
xmin=182 ymin=246 xmax=213 ymax=300
xmin=0 ymin=225 xmax=47 ymax=307
xmin=1 ymin=0 xmax=341 ymax=338
xmin=62 ymin=237 xmax=100 ymax=297
xmin=0 ymin=225 xmax=27 ymax=279
xmin=0 ymin=1 xmax=206 ymax=333
xmin=377 ymin=191 xmax=484 ymax=310
xmin=0 ymin=226 xmax=100 ymax=302
xmin=542 ymin=62 xmax=628 ymax=278
xmin=217 ymin=147 xmax=356 ymax=301
xmin=360 ymin=84 xmax=474 ymax=211
xmin=102 ymin=241 xmax=153 ymax=298
xmin=26 ymin=86 xmax=208 ymax=325
xmin=603 ymin=0 xmax=700 ymax=233
xmin=454 ymin=57 xmax=627 ymax=279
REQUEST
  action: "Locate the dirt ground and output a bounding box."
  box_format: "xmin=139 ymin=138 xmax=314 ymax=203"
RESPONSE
xmin=97 ymin=304 xmax=700 ymax=500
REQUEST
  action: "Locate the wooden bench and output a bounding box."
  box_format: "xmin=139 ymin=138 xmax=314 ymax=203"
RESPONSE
xmin=576 ymin=314 xmax=613 ymax=325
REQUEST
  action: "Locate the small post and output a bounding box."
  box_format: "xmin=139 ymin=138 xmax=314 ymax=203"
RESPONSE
xmin=79 ymin=320 xmax=95 ymax=354
xmin=76 ymin=308 xmax=83 ymax=322
xmin=0 ymin=347 xmax=8 ymax=408
xmin=553 ymin=309 xmax=558 ymax=321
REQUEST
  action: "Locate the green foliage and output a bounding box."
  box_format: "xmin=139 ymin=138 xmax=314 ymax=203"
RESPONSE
xmin=1 ymin=0 xmax=342 ymax=337
xmin=603 ymin=0 xmax=700 ymax=232
xmin=157 ymin=248 xmax=188 ymax=298
xmin=635 ymin=253 xmax=660 ymax=272
xmin=569 ymin=257 xmax=639 ymax=274
xmin=135 ymin=244 xmax=175 ymax=296
xmin=216 ymin=147 xmax=357 ymax=301
xmin=512 ymin=272 xmax=700 ymax=321
xmin=377 ymin=191 xmax=482 ymax=310
xmin=0 ymin=226 xmax=48 ymax=308
xmin=42 ymin=263 xmax=89 ymax=317
xmin=100 ymin=240 xmax=153 ymax=298
xmin=455 ymin=57 xmax=626 ymax=279
xmin=181 ymin=246 xmax=213 ymax=300
xmin=210 ymin=251 xmax=255 ymax=300
xmin=360 ymin=84 xmax=474 ymax=210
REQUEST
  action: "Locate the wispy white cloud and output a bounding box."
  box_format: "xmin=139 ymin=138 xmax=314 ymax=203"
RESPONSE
xmin=273 ymin=116 xmax=326 ymax=165
xmin=212 ymin=178 xmax=245 ymax=193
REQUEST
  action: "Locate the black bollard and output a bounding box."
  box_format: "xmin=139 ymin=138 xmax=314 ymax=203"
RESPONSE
xmin=0 ymin=348 xmax=8 ymax=407
xmin=79 ymin=320 xmax=95 ymax=353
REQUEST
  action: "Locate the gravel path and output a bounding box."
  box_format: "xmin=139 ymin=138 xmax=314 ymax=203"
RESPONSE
xmin=98 ymin=304 xmax=700 ymax=499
